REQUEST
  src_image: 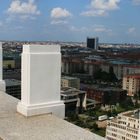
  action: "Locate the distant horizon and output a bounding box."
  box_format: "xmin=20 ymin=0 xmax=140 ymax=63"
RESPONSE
xmin=1 ymin=39 xmax=140 ymax=46
xmin=0 ymin=0 xmax=140 ymax=44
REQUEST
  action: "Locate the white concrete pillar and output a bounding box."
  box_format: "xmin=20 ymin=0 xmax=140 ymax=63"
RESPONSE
xmin=17 ymin=45 xmax=65 ymax=118
xmin=0 ymin=42 xmax=5 ymax=92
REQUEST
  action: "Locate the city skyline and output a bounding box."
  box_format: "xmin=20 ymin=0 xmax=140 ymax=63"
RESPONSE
xmin=0 ymin=0 xmax=140 ymax=44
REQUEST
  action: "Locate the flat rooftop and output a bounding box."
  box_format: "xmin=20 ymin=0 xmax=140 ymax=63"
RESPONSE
xmin=122 ymin=110 xmax=139 ymax=119
xmin=124 ymin=74 xmax=140 ymax=79
xmin=61 ymin=87 xmax=85 ymax=97
xmin=61 ymin=87 xmax=77 ymax=91
xmin=61 ymin=76 xmax=79 ymax=80
xmin=5 ymin=79 xmax=21 ymax=87
xmin=83 ymin=84 xmax=124 ymax=92
xmin=0 ymin=91 xmax=104 ymax=140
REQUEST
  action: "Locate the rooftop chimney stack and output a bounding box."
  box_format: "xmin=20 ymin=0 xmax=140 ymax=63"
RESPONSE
xmin=17 ymin=45 xmax=65 ymax=118
xmin=0 ymin=42 xmax=5 ymax=92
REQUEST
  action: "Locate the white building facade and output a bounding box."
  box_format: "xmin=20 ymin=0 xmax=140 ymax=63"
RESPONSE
xmin=123 ymin=74 xmax=140 ymax=96
xmin=106 ymin=110 xmax=139 ymax=140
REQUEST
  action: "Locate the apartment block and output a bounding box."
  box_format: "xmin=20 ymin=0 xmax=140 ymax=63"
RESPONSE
xmin=62 ymin=54 xmax=140 ymax=80
xmin=106 ymin=110 xmax=139 ymax=140
xmin=123 ymin=74 xmax=140 ymax=96
xmin=82 ymin=84 xmax=127 ymax=105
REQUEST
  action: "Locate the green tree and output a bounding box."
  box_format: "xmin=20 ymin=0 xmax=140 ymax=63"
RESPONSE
xmin=138 ymin=90 xmax=140 ymax=100
xmin=7 ymin=64 xmax=12 ymax=69
xmin=135 ymin=100 xmax=139 ymax=108
xmin=94 ymin=68 xmax=102 ymax=79
xmin=106 ymin=111 xmax=112 ymax=117
xmin=120 ymin=97 xmax=134 ymax=110
xmin=112 ymin=109 xmax=117 ymax=116
xmin=108 ymin=66 xmax=118 ymax=82
xmin=93 ymin=123 xmax=99 ymax=131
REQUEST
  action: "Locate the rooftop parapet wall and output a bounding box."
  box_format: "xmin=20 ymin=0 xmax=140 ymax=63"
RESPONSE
xmin=0 ymin=91 xmax=105 ymax=140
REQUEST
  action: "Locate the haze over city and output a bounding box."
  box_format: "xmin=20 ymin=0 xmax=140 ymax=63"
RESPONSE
xmin=0 ymin=0 xmax=140 ymax=43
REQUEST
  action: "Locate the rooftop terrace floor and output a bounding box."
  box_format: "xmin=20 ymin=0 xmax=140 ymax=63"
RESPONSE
xmin=0 ymin=91 xmax=104 ymax=140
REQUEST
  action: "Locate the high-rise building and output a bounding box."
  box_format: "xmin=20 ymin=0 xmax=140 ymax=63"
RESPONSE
xmin=123 ymin=74 xmax=140 ymax=96
xmin=87 ymin=37 xmax=99 ymax=50
xmin=106 ymin=110 xmax=139 ymax=140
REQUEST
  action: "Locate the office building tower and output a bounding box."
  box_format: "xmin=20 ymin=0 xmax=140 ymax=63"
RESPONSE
xmin=87 ymin=37 xmax=99 ymax=50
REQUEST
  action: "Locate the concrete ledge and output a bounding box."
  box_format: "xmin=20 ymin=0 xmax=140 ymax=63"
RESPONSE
xmin=17 ymin=101 xmax=65 ymax=118
xmin=0 ymin=91 xmax=105 ymax=140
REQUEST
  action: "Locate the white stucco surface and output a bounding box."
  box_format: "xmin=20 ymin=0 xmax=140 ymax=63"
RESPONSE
xmin=17 ymin=45 xmax=65 ymax=118
xmin=0 ymin=42 xmax=5 ymax=92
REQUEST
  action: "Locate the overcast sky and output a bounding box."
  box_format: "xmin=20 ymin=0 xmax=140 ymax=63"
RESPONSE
xmin=0 ymin=0 xmax=140 ymax=43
